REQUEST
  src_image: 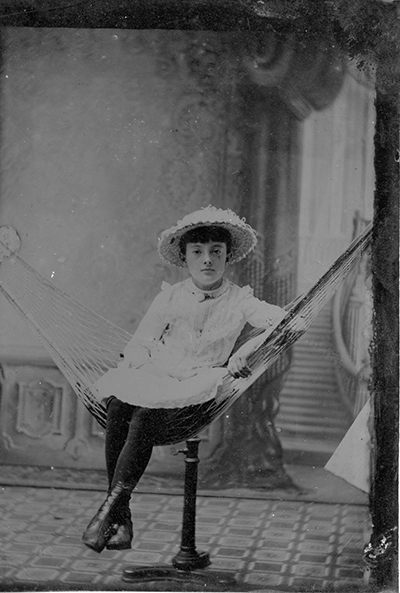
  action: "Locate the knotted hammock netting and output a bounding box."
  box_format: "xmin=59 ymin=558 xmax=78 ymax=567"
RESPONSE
xmin=0 ymin=224 xmax=372 ymax=444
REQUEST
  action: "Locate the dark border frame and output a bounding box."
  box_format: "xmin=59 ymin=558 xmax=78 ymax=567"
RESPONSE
xmin=0 ymin=0 xmax=398 ymax=588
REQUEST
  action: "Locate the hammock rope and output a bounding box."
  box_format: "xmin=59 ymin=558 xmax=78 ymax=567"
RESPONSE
xmin=0 ymin=224 xmax=372 ymax=443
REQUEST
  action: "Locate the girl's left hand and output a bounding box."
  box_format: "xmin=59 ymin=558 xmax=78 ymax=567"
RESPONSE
xmin=227 ymin=353 xmax=252 ymax=379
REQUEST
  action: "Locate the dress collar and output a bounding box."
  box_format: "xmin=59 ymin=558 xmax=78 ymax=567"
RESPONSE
xmin=186 ymin=277 xmax=229 ymax=302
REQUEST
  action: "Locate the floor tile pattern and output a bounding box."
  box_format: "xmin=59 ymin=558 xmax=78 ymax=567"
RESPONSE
xmin=0 ymin=486 xmax=370 ymax=591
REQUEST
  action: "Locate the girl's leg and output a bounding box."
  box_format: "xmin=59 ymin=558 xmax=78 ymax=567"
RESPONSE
xmin=105 ymin=396 xmax=133 ymax=488
xmin=108 ymin=406 xmax=157 ymax=490
xmin=103 ymin=397 xmax=134 ymax=550
xmin=82 ymin=400 xmax=216 ymax=553
xmin=82 ymin=407 xmax=160 ymax=552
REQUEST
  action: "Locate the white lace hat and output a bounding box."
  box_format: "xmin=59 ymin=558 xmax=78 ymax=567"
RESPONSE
xmin=158 ymin=205 xmax=258 ymax=267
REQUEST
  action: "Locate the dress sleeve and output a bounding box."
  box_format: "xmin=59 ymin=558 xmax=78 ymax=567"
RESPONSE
xmin=241 ymin=286 xmax=286 ymax=329
xmin=122 ymin=283 xmax=172 ymax=367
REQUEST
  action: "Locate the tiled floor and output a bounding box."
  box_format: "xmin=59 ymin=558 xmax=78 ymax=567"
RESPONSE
xmin=0 ymin=486 xmax=371 ymax=592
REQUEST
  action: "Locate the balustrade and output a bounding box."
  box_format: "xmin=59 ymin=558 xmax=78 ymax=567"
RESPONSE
xmin=332 ymin=214 xmax=372 ymax=418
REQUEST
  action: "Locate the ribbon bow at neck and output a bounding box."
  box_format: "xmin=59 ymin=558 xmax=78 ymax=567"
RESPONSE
xmin=197 ymin=292 xmax=216 ymax=302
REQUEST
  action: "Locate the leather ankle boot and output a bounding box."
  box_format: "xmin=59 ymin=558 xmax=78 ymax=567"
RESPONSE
xmin=82 ymin=483 xmax=128 ymax=553
xmin=106 ymin=503 xmax=133 ymax=550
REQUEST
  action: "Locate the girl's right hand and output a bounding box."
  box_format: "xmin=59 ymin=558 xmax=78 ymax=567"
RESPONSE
xmin=227 ymin=353 xmax=252 ymax=379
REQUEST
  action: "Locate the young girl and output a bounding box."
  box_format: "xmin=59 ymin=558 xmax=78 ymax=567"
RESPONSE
xmin=83 ymin=205 xmax=286 ymax=553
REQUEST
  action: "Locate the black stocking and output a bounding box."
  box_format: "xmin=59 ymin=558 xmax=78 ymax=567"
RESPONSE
xmin=109 ymin=407 xmax=162 ymax=493
xmin=105 ymin=397 xmax=134 ymax=489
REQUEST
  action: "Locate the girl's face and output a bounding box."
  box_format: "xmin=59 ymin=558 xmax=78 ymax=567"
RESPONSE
xmin=185 ymin=241 xmax=228 ymax=290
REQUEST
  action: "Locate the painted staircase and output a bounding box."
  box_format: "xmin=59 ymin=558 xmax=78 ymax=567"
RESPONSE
xmin=276 ymin=301 xmax=353 ymax=466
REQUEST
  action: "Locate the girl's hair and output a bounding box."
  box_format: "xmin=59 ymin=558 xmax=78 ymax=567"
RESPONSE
xmin=179 ymin=225 xmax=232 ymax=260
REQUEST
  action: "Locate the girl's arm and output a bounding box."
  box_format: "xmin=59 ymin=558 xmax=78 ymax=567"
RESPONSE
xmin=123 ymin=290 xmax=170 ymax=368
xmin=227 ymin=331 xmax=275 ymax=378
xmin=227 ymin=293 xmax=286 ymax=378
xmin=228 ymin=292 xmax=306 ymax=378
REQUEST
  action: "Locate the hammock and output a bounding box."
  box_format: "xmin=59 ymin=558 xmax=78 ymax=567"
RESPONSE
xmin=0 ymin=224 xmax=372 ymax=444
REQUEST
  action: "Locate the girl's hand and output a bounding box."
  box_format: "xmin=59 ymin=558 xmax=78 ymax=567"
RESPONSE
xmin=227 ymin=353 xmax=252 ymax=379
xmin=227 ymin=332 xmax=266 ymax=379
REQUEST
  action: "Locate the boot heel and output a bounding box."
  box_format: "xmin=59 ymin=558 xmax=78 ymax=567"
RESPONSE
xmin=106 ymin=521 xmax=133 ymax=550
xmin=106 ymin=501 xmax=133 ymax=550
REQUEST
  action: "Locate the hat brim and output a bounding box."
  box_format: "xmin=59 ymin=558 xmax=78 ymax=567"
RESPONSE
xmin=158 ymin=219 xmax=257 ymax=268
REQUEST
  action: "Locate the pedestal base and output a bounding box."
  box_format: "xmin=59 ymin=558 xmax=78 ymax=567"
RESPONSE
xmin=172 ymin=549 xmax=211 ymax=571
xmin=122 ymin=564 xmax=237 ymax=587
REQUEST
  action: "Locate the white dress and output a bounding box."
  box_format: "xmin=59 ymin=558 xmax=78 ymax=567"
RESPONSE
xmin=91 ymin=277 xmax=286 ymax=408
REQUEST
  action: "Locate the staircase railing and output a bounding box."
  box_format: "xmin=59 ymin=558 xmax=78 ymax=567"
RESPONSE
xmin=332 ymin=214 xmax=372 ymax=419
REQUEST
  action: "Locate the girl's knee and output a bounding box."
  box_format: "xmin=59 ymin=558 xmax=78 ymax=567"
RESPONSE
xmin=104 ymin=395 xmax=117 ymax=409
xmin=131 ymin=407 xmax=157 ymax=424
xmin=107 ymin=397 xmax=134 ymax=422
